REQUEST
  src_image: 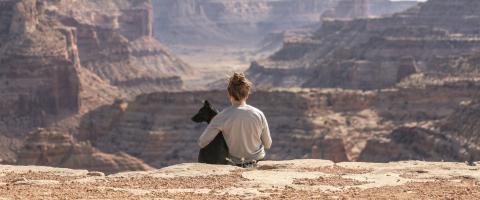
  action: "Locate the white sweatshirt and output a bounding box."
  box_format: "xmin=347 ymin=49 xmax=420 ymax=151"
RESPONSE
xmin=198 ymin=104 xmax=272 ymax=163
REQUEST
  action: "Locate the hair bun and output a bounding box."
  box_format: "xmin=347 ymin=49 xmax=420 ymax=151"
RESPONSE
xmin=227 ymin=72 xmax=252 ymax=101
xmin=230 ymin=72 xmax=246 ymax=85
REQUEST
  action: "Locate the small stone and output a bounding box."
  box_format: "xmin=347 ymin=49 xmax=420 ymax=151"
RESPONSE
xmin=12 ymin=177 xmax=28 ymax=183
xmin=87 ymin=171 xmax=105 ymax=177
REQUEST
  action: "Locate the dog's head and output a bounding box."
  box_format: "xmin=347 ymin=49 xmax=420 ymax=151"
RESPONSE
xmin=191 ymin=100 xmax=219 ymax=123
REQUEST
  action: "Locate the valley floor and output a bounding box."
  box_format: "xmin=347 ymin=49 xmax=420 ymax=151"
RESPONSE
xmin=0 ymin=160 xmax=479 ymax=199
xmin=170 ymin=45 xmax=261 ymax=90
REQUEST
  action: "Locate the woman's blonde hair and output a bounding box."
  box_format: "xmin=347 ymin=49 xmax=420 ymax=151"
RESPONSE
xmin=227 ymin=72 xmax=252 ymax=101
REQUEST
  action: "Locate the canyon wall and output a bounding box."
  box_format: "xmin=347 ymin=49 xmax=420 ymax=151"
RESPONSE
xmin=247 ymin=0 xmax=480 ymax=90
xmin=358 ymin=98 xmax=480 ymax=163
xmin=152 ymin=0 xmax=418 ymax=89
xmin=50 ymin=0 xmax=193 ymax=94
xmin=78 ymin=80 xmax=480 ymax=167
xmin=0 ymin=0 xmax=81 ymax=136
xmin=0 ymin=0 xmax=194 ymax=133
xmin=0 ymin=0 xmax=193 ymax=170
xmin=153 ymin=0 xmax=340 ymax=47
xmin=1 ymin=0 xmax=196 ymax=121
xmin=153 ymin=0 xmax=417 ymax=47
xmin=441 ymin=100 xmax=480 ymax=150
xmin=16 ymin=128 xmax=153 ymax=174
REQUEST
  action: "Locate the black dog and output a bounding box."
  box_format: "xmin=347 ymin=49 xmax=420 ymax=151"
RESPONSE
xmin=191 ymin=100 xmax=229 ymax=164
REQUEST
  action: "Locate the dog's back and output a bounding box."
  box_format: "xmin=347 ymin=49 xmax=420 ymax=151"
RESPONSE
xmin=198 ymin=133 xmax=228 ymax=164
xmin=192 ymin=101 xmax=229 ymax=165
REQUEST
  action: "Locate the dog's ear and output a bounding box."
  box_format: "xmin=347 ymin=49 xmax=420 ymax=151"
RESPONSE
xmin=204 ymin=100 xmax=211 ymax=107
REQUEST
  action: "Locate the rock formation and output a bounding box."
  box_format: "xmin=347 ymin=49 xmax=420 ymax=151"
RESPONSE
xmin=358 ymin=127 xmax=478 ymax=162
xmin=0 ymin=160 xmax=479 ymax=199
xmin=0 ymin=0 xmax=194 ymax=127
xmin=441 ymin=101 xmax=480 ymax=145
xmin=2 ymin=0 xmax=480 ymax=175
xmin=247 ymin=0 xmax=480 ymax=90
xmin=153 ymin=0 xmax=340 ymax=47
xmin=151 ymin=0 xmax=419 ymax=89
xmin=359 ymin=98 xmax=480 ymax=163
xmin=78 ymin=79 xmax=480 ymax=166
xmin=50 ymin=0 xmax=193 ymax=94
xmin=154 ymin=0 xmax=417 ymax=47
xmin=16 ymin=128 xmax=153 ymax=174
xmin=0 ymin=0 xmax=81 ymax=136
xmin=0 ymin=0 xmax=193 ymax=169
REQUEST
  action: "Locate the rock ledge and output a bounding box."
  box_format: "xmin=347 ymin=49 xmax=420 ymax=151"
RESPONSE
xmin=1 ymin=159 xmax=479 ymax=199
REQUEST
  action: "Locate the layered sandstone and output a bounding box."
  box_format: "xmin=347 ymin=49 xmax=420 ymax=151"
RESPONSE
xmin=78 ymin=79 xmax=480 ymax=167
xmin=2 ymin=0 xmax=479 ymax=177
xmin=440 ymin=100 xmax=480 ymax=155
xmin=0 ymin=160 xmax=479 ymax=199
xmin=153 ymin=0 xmax=340 ymax=47
xmin=50 ymin=0 xmax=193 ymax=94
xmin=358 ymin=127 xmax=478 ymax=162
xmin=154 ymin=0 xmax=417 ymax=47
xmin=0 ymin=0 xmax=81 ymax=137
xmin=247 ymin=0 xmax=480 ymax=90
xmin=358 ymin=91 xmax=480 ymax=163
xmin=16 ymin=128 xmax=153 ymax=174
xmin=153 ymin=0 xmax=418 ymax=89
xmin=0 ymin=0 xmax=192 ymax=169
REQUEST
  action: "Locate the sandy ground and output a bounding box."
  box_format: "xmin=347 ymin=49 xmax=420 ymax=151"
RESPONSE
xmin=0 ymin=160 xmax=479 ymax=199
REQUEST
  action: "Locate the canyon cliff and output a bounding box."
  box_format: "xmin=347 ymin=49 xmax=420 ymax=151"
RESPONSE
xmin=153 ymin=0 xmax=417 ymax=89
xmin=78 ymin=78 xmax=480 ymax=167
xmin=0 ymin=0 xmax=192 ymax=170
xmin=2 ymin=0 xmax=480 ymax=177
xmin=16 ymin=128 xmax=153 ymax=174
xmin=51 ymin=0 xmax=193 ymax=94
xmin=247 ymin=0 xmax=480 ymax=90
xmin=153 ymin=0 xmax=339 ymax=47
xmin=154 ymin=0 xmax=417 ymax=47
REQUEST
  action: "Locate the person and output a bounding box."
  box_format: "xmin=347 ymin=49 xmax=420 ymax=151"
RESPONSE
xmin=198 ymin=72 xmax=272 ymax=167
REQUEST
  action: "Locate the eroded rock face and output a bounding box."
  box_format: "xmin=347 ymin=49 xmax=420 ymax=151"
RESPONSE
xmin=247 ymin=0 xmax=480 ymax=90
xmin=78 ymin=82 xmax=480 ymax=166
xmin=50 ymin=0 xmax=193 ymax=94
xmin=0 ymin=0 xmax=81 ymax=136
xmin=78 ymin=91 xmax=317 ymax=167
xmin=152 ymin=0 xmax=418 ymax=89
xmin=359 ymin=99 xmax=480 ymax=163
xmin=0 ymin=0 xmax=194 ymax=130
xmin=153 ymin=0 xmax=340 ymax=47
xmin=16 ymin=128 xmax=153 ymax=174
xmin=358 ymin=127 xmax=477 ymax=162
xmin=0 ymin=0 xmax=192 ymax=169
xmin=441 ymin=101 xmax=480 ymax=152
xmin=154 ymin=0 xmax=416 ymax=47
xmin=311 ymin=139 xmax=349 ymax=163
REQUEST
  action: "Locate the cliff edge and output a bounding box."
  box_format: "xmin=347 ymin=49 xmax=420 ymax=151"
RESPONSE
xmin=1 ymin=159 xmax=479 ymax=199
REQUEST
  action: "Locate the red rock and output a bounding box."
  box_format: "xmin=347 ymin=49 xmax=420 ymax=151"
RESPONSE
xmin=247 ymin=0 xmax=480 ymax=90
xmin=17 ymin=128 xmax=153 ymax=174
